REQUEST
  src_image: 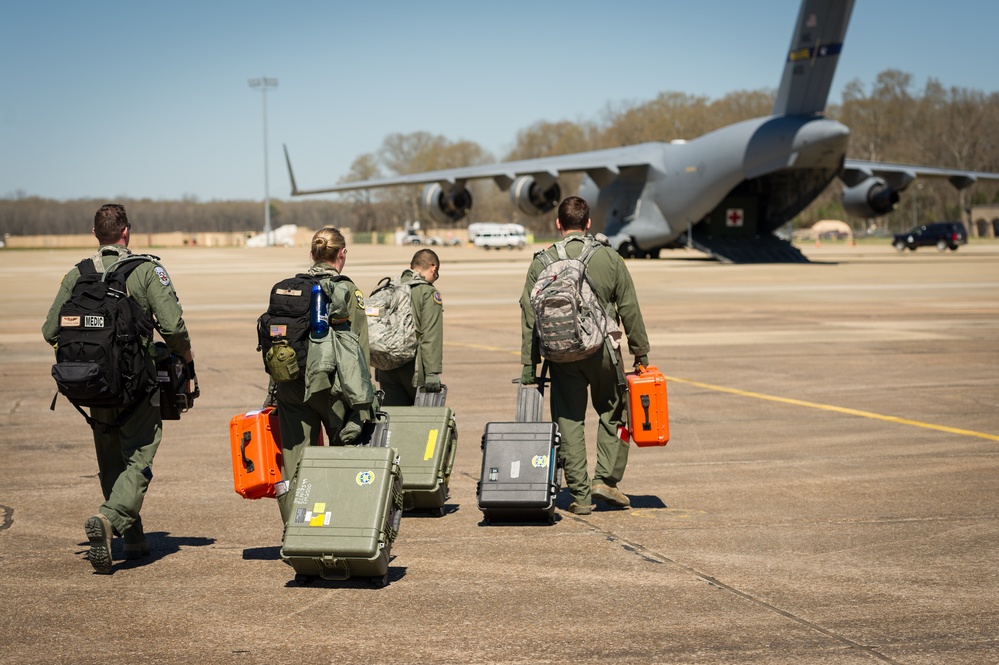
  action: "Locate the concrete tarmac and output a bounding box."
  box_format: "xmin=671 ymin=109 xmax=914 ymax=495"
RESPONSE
xmin=1 ymin=241 xmax=997 ymax=664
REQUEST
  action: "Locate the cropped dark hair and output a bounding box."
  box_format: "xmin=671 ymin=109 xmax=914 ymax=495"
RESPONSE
xmin=557 ymin=196 xmax=589 ymax=231
xmin=94 ymin=204 xmax=129 ymax=244
xmin=411 ymin=248 xmax=439 ymax=270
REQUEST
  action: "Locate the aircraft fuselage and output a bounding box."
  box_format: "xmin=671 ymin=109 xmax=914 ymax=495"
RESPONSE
xmin=583 ymin=115 xmax=851 ymax=251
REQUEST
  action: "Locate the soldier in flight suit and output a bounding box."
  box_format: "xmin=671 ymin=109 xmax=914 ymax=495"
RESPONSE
xmin=376 ymin=248 xmax=444 ymax=406
xmin=520 ymin=196 xmax=650 ymax=515
xmin=273 ymin=226 xmax=373 ymax=525
xmin=42 ymin=204 xmax=195 ymax=573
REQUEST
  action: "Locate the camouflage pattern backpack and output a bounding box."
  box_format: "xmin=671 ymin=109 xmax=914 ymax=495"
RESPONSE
xmin=529 ymin=236 xmax=619 ymax=363
xmin=365 ymin=276 xmax=422 ymax=370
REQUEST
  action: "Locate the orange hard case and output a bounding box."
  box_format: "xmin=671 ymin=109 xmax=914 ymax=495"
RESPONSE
xmin=626 ymin=365 xmax=670 ymax=447
xmin=229 ymin=407 xmax=284 ymax=499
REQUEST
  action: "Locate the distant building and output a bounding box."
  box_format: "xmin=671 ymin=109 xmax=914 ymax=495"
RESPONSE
xmin=966 ymin=205 xmax=999 ymax=239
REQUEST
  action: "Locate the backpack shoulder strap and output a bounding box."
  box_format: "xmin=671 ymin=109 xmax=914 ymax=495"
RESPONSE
xmin=536 ymin=243 xmax=560 ymax=269
xmin=576 ymin=236 xmax=604 ymax=267
xmin=103 ymin=254 xmax=151 ymax=283
xmin=76 ymin=258 xmax=99 ymax=276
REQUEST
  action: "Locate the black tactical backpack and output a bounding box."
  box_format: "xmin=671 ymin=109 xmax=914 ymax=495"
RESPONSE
xmin=257 ymin=273 xmax=347 ymax=382
xmin=51 ymin=256 xmax=157 ymax=420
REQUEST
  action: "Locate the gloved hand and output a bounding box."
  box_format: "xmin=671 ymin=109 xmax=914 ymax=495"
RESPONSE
xmin=338 ymin=418 xmax=362 ymax=445
xmin=520 ymin=365 xmax=537 ymax=385
xmin=423 ymin=373 xmax=441 ymax=393
xmin=187 ymin=361 xmax=201 ymax=400
xmin=634 ymin=355 xmax=649 ymax=369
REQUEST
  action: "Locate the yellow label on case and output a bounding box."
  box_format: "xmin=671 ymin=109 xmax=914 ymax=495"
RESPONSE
xmin=424 ymin=429 xmax=439 ymax=461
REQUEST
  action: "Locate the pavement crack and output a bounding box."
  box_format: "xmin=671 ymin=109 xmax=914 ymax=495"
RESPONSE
xmin=569 ymin=513 xmax=904 ymax=665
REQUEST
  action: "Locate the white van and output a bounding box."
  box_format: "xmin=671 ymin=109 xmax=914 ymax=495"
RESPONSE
xmin=469 ymin=223 xmax=527 ymax=250
xmin=473 ymin=230 xmax=527 ymax=250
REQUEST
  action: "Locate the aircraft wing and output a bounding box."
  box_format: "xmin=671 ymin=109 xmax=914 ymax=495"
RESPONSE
xmin=284 ymin=144 xmax=657 ymax=196
xmin=842 ymin=158 xmax=999 ymax=191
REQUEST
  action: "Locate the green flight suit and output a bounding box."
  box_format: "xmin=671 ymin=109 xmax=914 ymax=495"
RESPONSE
xmin=520 ymin=232 xmax=650 ymax=507
xmin=274 ymin=262 xmax=372 ymax=524
xmin=376 ymin=268 xmax=444 ymax=407
xmin=42 ymin=244 xmax=193 ymax=542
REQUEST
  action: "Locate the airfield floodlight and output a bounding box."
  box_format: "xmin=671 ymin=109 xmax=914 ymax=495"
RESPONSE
xmin=913 ymin=182 xmax=923 ymax=231
xmin=248 ymin=77 xmax=278 ymax=246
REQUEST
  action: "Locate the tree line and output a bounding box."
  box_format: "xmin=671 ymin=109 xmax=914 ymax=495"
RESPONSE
xmin=4 ymin=69 xmax=997 ymax=239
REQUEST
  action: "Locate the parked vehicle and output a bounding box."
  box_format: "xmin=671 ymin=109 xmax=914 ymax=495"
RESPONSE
xmin=473 ymin=230 xmax=527 ymax=250
xmin=892 ymin=222 xmax=968 ymax=252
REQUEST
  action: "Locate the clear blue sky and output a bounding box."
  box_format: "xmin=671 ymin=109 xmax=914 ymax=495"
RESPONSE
xmin=2 ymin=0 xmax=997 ymax=202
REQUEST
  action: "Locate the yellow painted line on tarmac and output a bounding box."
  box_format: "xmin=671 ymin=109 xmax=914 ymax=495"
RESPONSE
xmin=444 ymin=341 xmax=999 ymax=442
xmin=444 ymin=341 xmax=513 ymax=353
xmin=666 ymin=376 xmax=999 ymax=442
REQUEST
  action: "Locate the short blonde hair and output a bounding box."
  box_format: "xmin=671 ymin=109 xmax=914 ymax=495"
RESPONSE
xmin=311 ymin=227 xmax=346 ymax=264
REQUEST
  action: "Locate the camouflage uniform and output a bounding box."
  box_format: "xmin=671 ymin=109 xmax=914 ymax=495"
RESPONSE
xmin=520 ymin=232 xmax=649 ymax=508
xmin=376 ymin=268 xmax=444 ymax=406
xmin=274 ymin=262 xmax=371 ymax=524
xmin=42 ymin=244 xmax=193 ymax=546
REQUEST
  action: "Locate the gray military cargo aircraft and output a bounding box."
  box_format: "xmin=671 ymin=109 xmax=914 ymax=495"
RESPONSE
xmin=284 ymin=0 xmax=999 ymax=263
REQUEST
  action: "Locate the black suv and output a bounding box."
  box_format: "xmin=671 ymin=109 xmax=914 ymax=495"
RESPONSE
xmin=893 ymin=221 xmax=968 ymax=252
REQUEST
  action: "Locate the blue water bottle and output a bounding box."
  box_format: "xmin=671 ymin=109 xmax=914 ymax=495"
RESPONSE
xmin=310 ymin=284 xmax=329 ymax=337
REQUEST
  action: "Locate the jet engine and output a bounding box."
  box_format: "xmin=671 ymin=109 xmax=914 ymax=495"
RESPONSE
xmin=842 ymin=177 xmax=900 ymax=218
xmin=509 ymin=176 xmax=561 ymax=216
xmin=420 ymin=183 xmax=473 ymax=225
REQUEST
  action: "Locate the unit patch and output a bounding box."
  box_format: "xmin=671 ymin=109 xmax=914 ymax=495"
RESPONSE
xmin=354 ymin=290 xmax=365 ymax=309
xmin=531 ymin=455 xmax=550 ymax=468
xmin=356 ymin=470 xmax=374 ymax=486
xmin=433 ymin=290 xmax=443 ymax=305
xmin=60 ymin=315 xmax=81 ymax=327
xmin=154 ymin=266 xmax=171 ymax=286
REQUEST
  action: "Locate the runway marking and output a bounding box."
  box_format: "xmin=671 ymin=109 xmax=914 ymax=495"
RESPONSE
xmin=444 ymin=341 xmax=999 ymax=442
xmin=666 ymin=376 xmax=999 ymax=442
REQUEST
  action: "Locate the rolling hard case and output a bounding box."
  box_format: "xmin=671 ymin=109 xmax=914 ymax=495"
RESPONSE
xmin=229 ymin=407 xmax=283 ymax=499
xmin=626 ymin=365 xmax=670 ymax=447
xmin=280 ymin=445 xmax=404 ymax=587
xmin=477 ymin=375 xmax=561 ymax=524
xmin=381 ymin=406 xmax=457 ymax=515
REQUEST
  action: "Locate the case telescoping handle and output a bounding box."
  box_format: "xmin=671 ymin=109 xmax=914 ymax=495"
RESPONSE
xmin=240 ymin=432 xmax=256 ymax=473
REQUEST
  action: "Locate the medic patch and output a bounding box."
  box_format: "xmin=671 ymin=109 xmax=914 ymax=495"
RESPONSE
xmin=154 ymin=266 xmax=171 ymax=286
xmin=356 ymin=470 xmax=374 ymax=486
xmin=354 ymin=289 xmax=365 ymax=309
xmin=433 ymin=290 xmax=443 ymax=305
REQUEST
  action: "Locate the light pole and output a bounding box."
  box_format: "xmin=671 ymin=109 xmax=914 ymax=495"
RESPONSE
xmin=248 ymin=77 xmax=278 ymax=246
xmin=912 ymin=182 xmax=923 ymax=231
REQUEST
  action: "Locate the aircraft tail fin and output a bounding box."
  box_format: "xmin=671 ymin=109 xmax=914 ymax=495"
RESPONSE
xmin=772 ymin=0 xmax=855 ymax=117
